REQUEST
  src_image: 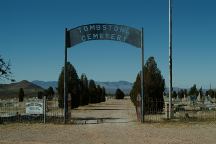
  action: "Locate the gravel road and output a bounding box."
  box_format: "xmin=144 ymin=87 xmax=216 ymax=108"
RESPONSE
xmin=1 ymin=97 xmax=216 ymax=144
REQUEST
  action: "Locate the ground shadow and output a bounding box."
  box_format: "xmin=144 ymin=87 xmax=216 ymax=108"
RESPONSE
xmin=71 ymin=117 xmax=128 ymax=124
xmin=74 ymin=108 xmax=128 ymax=111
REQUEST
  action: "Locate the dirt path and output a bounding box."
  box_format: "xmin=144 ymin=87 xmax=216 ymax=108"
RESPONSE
xmin=1 ymin=97 xmax=216 ymax=144
xmin=71 ymin=97 xmax=137 ymax=124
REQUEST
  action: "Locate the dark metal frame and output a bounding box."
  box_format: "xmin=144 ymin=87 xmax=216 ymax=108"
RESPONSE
xmin=64 ymin=24 xmax=144 ymax=124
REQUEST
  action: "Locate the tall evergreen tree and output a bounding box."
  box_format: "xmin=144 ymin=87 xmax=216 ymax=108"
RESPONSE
xmin=198 ymin=87 xmax=203 ymax=99
xmin=96 ymin=85 xmax=102 ymax=103
xmin=58 ymin=62 xmax=80 ymax=109
xmin=45 ymin=87 xmax=55 ymax=100
xmin=37 ymin=91 xmax=43 ymax=99
xmin=89 ymin=80 xmax=97 ymax=103
xmin=101 ymin=87 xmax=106 ymax=102
xmin=214 ymin=90 xmax=216 ymax=98
xmin=184 ymin=89 xmax=188 ymax=97
xmin=18 ymin=88 xmax=24 ymax=102
xmin=189 ymin=84 xmax=199 ymax=96
xmin=58 ymin=67 xmax=64 ymax=107
xmin=178 ymin=89 xmax=184 ymax=99
xmin=208 ymin=89 xmax=214 ymax=98
xmin=130 ymin=73 xmax=141 ymax=106
xmin=172 ymin=91 xmax=177 ymax=98
xmin=130 ymin=57 xmax=165 ymax=113
xmin=80 ymin=74 xmax=89 ymax=105
xmin=144 ymin=57 xmax=165 ymax=113
xmin=205 ymin=90 xmax=209 ymax=96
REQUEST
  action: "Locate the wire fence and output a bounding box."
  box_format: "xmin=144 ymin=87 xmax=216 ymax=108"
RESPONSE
xmin=136 ymin=98 xmax=216 ymax=122
xmin=1 ymin=96 xmax=216 ymax=124
xmin=0 ymin=97 xmax=64 ymax=124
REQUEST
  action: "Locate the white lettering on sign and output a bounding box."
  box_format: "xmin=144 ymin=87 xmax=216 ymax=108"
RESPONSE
xmin=80 ymin=33 xmax=128 ymax=42
xmin=87 ymin=34 xmax=92 ymax=40
xmin=102 ymin=25 xmax=107 ymax=31
xmin=84 ymin=26 xmax=88 ymax=32
xmin=89 ymin=25 xmax=95 ymax=31
xmin=78 ymin=24 xmax=130 ymax=35
xmin=81 ymin=35 xmax=86 ymax=41
xmin=117 ymin=35 xmax=121 ymax=41
xmin=96 ymin=25 xmax=100 ymax=31
xmin=68 ymin=23 xmax=141 ymax=48
xmin=76 ymin=24 xmax=131 ymax=43
xmin=111 ymin=34 xmax=116 ymax=40
xmin=93 ymin=33 xmax=99 ymax=39
xmin=114 ymin=26 xmax=118 ymax=32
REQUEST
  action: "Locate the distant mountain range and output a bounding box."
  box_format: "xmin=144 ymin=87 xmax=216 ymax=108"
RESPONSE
xmin=0 ymin=80 xmax=132 ymax=99
xmin=0 ymin=80 xmax=44 ymax=99
xmin=32 ymin=80 xmax=133 ymax=95
xmin=32 ymin=80 xmax=58 ymax=89
xmin=32 ymin=80 xmax=203 ymax=95
xmin=1 ymin=80 xmax=208 ymax=99
xmin=0 ymin=80 xmax=43 ymax=90
xmin=95 ymin=81 xmax=133 ymax=95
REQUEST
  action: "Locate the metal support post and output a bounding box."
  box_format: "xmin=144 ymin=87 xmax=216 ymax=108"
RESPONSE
xmin=141 ymin=28 xmax=144 ymax=123
xmin=64 ymin=28 xmax=68 ymax=124
xmin=169 ymin=0 xmax=173 ymax=119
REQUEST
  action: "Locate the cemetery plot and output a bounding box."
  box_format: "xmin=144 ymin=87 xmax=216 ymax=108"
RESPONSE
xmin=0 ymin=97 xmax=64 ymax=123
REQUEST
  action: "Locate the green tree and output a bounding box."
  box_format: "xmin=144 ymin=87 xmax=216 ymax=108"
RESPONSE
xmin=198 ymin=87 xmax=203 ymax=99
xmin=208 ymin=89 xmax=214 ymax=98
xmin=58 ymin=62 xmax=80 ymax=109
xmin=144 ymin=57 xmax=165 ymax=113
xmin=188 ymin=84 xmax=198 ymax=96
xmin=89 ymin=80 xmax=97 ymax=103
xmin=130 ymin=73 xmax=141 ymax=106
xmin=205 ymin=90 xmax=208 ymax=96
xmin=115 ymin=88 xmax=125 ymax=99
xmin=58 ymin=66 xmax=64 ymax=107
xmin=0 ymin=55 xmax=15 ymax=82
xmin=184 ymin=89 xmax=188 ymax=97
xmin=96 ymin=85 xmax=103 ymax=103
xmin=178 ymin=89 xmax=184 ymax=99
xmin=44 ymin=87 xmax=55 ymax=100
xmin=130 ymin=57 xmax=165 ymax=113
xmin=37 ymin=91 xmax=43 ymax=99
xmin=101 ymin=87 xmax=106 ymax=102
xmin=172 ymin=91 xmax=177 ymax=98
xmin=18 ymin=88 xmax=24 ymax=102
xmin=214 ymin=90 xmax=216 ymax=98
xmin=80 ymin=74 xmax=89 ymax=106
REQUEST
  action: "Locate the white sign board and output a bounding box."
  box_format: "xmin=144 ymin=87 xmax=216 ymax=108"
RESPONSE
xmin=26 ymin=100 xmax=43 ymax=114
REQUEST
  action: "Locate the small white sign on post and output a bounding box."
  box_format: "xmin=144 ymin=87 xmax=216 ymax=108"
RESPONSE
xmin=26 ymin=100 xmax=43 ymax=114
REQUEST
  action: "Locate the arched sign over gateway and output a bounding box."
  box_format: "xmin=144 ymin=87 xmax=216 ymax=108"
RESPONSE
xmin=66 ymin=24 xmax=142 ymax=48
xmin=64 ymin=23 xmax=144 ymax=123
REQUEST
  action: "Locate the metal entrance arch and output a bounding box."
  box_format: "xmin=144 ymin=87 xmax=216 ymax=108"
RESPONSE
xmin=64 ymin=23 xmax=144 ymax=123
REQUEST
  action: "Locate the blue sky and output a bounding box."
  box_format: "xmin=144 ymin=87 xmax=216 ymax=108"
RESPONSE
xmin=0 ymin=0 xmax=216 ymax=89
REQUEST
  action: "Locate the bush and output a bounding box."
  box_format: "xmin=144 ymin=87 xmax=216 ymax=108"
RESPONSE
xmin=115 ymin=88 xmax=125 ymax=99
